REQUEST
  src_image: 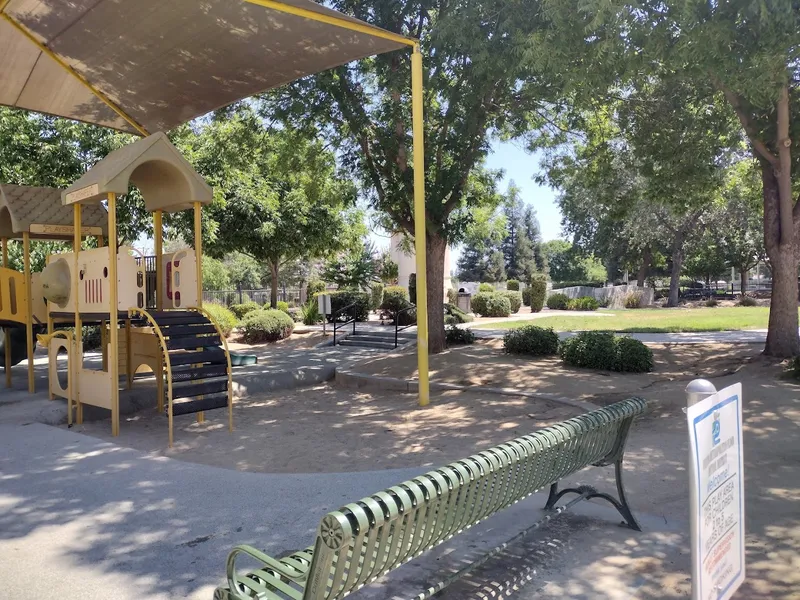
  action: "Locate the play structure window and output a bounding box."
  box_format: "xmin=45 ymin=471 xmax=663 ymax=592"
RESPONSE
xmin=8 ymin=278 xmax=17 ymax=315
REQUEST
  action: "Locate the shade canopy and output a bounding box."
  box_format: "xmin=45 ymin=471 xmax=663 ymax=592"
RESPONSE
xmin=0 ymin=0 xmax=411 ymax=135
xmin=63 ymin=132 xmax=213 ymax=212
xmin=0 ymin=184 xmax=107 ymax=240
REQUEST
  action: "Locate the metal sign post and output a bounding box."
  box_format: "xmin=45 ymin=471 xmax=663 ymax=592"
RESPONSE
xmin=685 ymin=380 xmax=746 ymax=600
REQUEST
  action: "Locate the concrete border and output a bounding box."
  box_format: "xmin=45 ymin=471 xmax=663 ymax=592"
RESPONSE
xmin=334 ymin=368 xmax=599 ymax=412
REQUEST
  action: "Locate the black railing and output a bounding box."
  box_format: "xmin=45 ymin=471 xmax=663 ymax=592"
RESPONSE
xmin=333 ymin=302 xmax=357 ymax=346
xmin=394 ymin=305 xmax=417 ymax=348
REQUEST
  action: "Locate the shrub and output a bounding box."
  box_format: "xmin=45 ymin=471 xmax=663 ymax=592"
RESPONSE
xmin=503 ymin=325 xmax=559 ymax=356
xmin=446 ymin=324 xmax=476 ymax=345
xmin=299 ymin=301 xmax=321 ymax=325
xmin=447 ymin=288 xmax=458 ymax=305
xmin=546 ymin=293 xmax=570 ymax=310
xmin=705 ymin=298 xmax=719 ymax=308
xmin=559 ymin=331 xmax=653 ymax=372
xmin=307 ymin=280 xmax=326 ymax=297
xmin=506 ymin=279 xmax=520 ymax=291
xmin=381 ymin=286 xmax=410 ymax=314
xmin=787 ymin=356 xmax=800 ymax=380
xmin=409 ymin=273 xmax=417 ymax=305
xmin=484 ymin=294 xmax=511 ymax=317
xmin=328 ymin=290 xmax=370 ymax=321
xmin=230 ymin=301 xmax=260 ymax=319
xmin=521 ymin=287 xmax=532 ymax=306
xmin=551 ymin=280 xmax=604 ymax=289
xmin=737 ymin=295 xmax=757 ymax=307
xmin=624 ymin=291 xmax=644 ymax=309
xmin=370 ymin=282 xmax=384 ymax=311
xmin=529 ymin=274 xmax=547 ymax=313
xmin=567 ymin=296 xmax=599 ymax=311
xmin=204 ymin=303 xmax=238 ymax=337
xmin=444 ymin=303 xmax=474 ymax=325
xmin=500 ymin=290 xmax=523 ymax=313
xmin=276 ymin=300 xmax=290 ymax=314
xmin=470 ymin=292 xmax=491 ymax=316
xmin=478 ymin=282 xmax=495 ymax=292
xmin=614 ymin=337 xmax=654 ymax=373
xmin=598 ymin=296 xmax=611 ymax=308
xmin=240 ymin=309 xmax=294 ymax=343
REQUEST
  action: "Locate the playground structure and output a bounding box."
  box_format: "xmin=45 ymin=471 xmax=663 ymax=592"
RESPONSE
xmin=1 ymin=133 xmax=234 ymax=446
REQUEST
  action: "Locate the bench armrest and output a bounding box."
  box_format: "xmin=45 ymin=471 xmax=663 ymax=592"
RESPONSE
xmin=227 ymin=544 xmax=308 ymax=596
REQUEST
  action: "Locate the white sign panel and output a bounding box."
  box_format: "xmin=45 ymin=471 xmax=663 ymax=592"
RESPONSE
xmin=687 ymin=383 xmax=745 ymax=600
xmin=318 ymin=294 xmax=331 ymax=316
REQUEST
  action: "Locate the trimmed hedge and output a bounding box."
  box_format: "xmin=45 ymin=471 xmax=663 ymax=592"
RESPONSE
xmin=546 ymin=293 xmax=570 ymax=310
xmin=529 ymin=274 xmax=547 ymax=313
xmin=559 ymin=331 xmax=653 ymax=372
xmin=444 ymin=303 xmax=474 ymax=325
xmin=276 ymin=300 xmax=290 ymax=314
xmin=506 ymin=279 xmax=520 ymax=291
xmin=240 ymin=309 xmax=294 ymax=343
xmin=500 ymin=290 xmax=522 ymax=314
xmin=478 ymin=282 xmax=495 ymax=292
xmin=328 ymin=290 xmax=370 ymax=321
xmin=230 ymin=301 xmax=260 ymax=319
xmin=484 ymin=294 xmax=511 ymax=317
xmin=521 ymin=287 xmax=532 ymax=306
xmin=446 ymin=324 xmax=476 ymax=345
xmin=551 ymin=280 xmax=605 ymax=289
xmin=381 ymin=286 xmax=410 ymax=314
xmin=503 ymin=325 xmax=559 ymax=356
xmin=370 ymin=282 xmax=384 ymax=311
xmin=567 ymin=296 xmax=599 ymax=311
xmin=205 ymin=303 xmax=238 ymax=337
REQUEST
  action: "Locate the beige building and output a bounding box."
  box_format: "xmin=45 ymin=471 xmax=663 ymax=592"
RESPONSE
xmin=389 ymin=233 xmax=452 ymax=294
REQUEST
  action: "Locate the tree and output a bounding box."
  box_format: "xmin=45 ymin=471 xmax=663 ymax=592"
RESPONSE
xmin=201 ymin=256 xmax=231 ymax=291
xmin=501 ymin=181 xmax=541 ymax=280
xmin=536 ymin=0 xmax=799 ymax=354
xmin=541 ymin=240 xmax=588 ymax=282
xmin=522 ymin=205 xmax=547 ymax=273
xmin=173 ymin=107 xmax=364 ymax=308
xmin=456 ymin=198 xmax=507 ymax=282
xmin=322 ymin=242 xmax=377 ymax=290
xmin=261 ymin=0 xmax=550 ymax=353
xmin=375 ymin=250 xmax=399 ymax=284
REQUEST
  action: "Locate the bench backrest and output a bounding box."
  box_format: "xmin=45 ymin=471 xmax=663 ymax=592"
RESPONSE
xmin=302 ymin=397 xmax=647 ymax=600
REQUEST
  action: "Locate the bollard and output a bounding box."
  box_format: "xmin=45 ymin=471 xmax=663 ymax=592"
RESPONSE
xmin=685 ymin=378 xmax=717 ymax=407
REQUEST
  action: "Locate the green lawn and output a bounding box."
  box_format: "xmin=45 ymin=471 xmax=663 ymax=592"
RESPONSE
xmin=473 ymin=307 xmax=793 ymax=333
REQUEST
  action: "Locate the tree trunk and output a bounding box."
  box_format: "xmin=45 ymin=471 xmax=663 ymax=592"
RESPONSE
xmin=426 ymin=234 xmax=447 ymax=354
xmin=740 ymin=268 xmax=748 ymax=295
xmin=270 ymin=260 xmax=279 ymax=308
xmin=762 ymin=165 xmax=800 ymax=357
xmin=637 ymin=248 xmax=651 ymax=287
xmin=667 ymin=248 xmax=683 ymax=308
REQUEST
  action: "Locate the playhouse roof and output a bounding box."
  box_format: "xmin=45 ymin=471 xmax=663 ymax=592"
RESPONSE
xmin=0 ymin=0 xmax=411 ymax=135
xmin=0 ymin=185 xmax=108 ymax=240
xmin=63 ymin=132 xmax=213 ymax=213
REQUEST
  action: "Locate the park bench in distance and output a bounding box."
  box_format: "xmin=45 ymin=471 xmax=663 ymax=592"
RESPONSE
xmin=215 ymin=397 xmax=648 ymax=600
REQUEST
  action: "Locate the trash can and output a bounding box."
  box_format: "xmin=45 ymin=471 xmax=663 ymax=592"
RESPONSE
xmin=456 ymin=292 xmax=471 ymax=314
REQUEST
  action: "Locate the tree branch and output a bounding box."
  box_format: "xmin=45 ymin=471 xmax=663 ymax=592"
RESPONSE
xmin=713 ymin=78 xmax=779 ymax=167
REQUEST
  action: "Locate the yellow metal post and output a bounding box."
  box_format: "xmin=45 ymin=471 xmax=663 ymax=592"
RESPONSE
xmin=411 ymin=46 xmax=430 ymax=407
xmin=154 ymin=210 xmax=163 ymax=311
xmin=73 ymin=204 xmax=83 ymax=421
xmin=107 ymin=193 xmax=120 ymax=437
xmin=22 ymin=232 xmax=34 ymax=393
xmin=2 ymin=237 xmax=10 ymax=388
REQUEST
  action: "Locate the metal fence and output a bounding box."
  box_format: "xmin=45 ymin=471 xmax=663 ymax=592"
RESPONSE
xmin=202 ymin=288 xmax=303 ymax=307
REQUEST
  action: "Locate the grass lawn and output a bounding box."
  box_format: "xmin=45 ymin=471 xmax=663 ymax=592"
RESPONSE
xmin=473 ymin=307 xmax=796 ymax=333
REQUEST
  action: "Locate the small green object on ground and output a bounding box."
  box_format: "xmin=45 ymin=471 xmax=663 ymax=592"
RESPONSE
xmin=229 ymin=352 xmax=258 ymax=367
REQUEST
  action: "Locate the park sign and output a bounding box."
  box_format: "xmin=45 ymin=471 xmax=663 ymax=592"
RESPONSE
xmin=687 ymin=382 xmax=745 ymax=600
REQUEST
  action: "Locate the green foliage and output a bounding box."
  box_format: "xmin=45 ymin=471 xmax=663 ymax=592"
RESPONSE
xmin=322 ymin=243 xmax=377 ymax=290
xmin=307 ymin=280 xmax=326 ymax=298
xmin=276 ymin=301 xmax=290 ymax=314
xmin=559 ymin=332 xmax=653 ymax=372
xmin=381 ymin=286 xmax=410 ymax=315
xmin=446 ymin=325 xmax=476 ymax=345
xmin=376 ymin=251 xmax=399 ymax=284
xmin=542 ymin=240 xmax=589 ymax=282
xmin=478 ymin=283 xmax=495 ymax=292
xmin=230 ymin=301 xmax=260 ymax=319
xmin=470 ymin=292 xmax=490 ymax=316
xmin=550 ymin=281 xmax=605 ymax=289
xmin=328 ymin=290 xmax=370 ymax=322
xmin=81 ymin=326 xmax=102 ymax=352
xmin=503 ymin=326 xmax=559 ymax=356
xmin=408 ymin=273 xmax=417 ymax=305
xmin=506 ymin=279 xmax=520 ymax=291
xmin=546 ymin=293 xmax=570 ymax=310
xmin=567 ymin=296 xmax=599 ymax=311
xmin=529 ymin=274 xmax=547 ymax=313
xmin=737 ymin=295 xmax=757 ymax=307
xmin=240 ymin=309 xmax=295 ymax=343
xmin=444 ymin=304 xmax=474 ymax=325
xmin=624 ymin=292 xmax=644 ymax=309
xmin=484 ymin=294 xmax=512 ymax=317
xmin=201 ymin=256 xmax=231 ymax=291
xmin=447 ymin=288 xmax=458 ymax=305
xmin=369 ymin=282 xmax=384 ymax=311
xmin=705 ymin=298 xmax=719 ymax=308
xmin=500 ymin=291 xmax=523 ymax=314
xmin=521 ymin=287 xmax=532 ymax=306
xmin=204 ymin=303 xmax=238 ymax=337
xmin=299 ymin=300 xmax=322 ymax=325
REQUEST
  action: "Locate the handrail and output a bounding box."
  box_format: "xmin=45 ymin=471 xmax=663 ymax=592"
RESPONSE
xmin=394 ymin=304 xmax=417 ymax=348
xmin=332 ymin=301 xmax=357 ymax=346
xmin=127 ymin=307 xmax=174 ymax=445
xmin=189 ymin=305 xmax=234 ymax=434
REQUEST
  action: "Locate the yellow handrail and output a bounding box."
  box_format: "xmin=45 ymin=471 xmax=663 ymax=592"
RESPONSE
xmin=189 ymin=305 xmax=234 ymax=434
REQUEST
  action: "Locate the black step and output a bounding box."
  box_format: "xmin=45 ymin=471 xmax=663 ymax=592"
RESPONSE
xmin=172 ymin=378 xmax=229 ymax=399
xmin=162 ymin=324 xmax=218 ymax=337
xmin=169 ymin=348 xmax=226 ymax=366
xmin=171 ymin=393 xmax=229 ymax=416
xmin=169 ymin=364 xmax=229 ymax=382
xmin=152 ymin=312 xmax=207 ymax=326
xmin=166 ymin=334 xmax=221 ymax=351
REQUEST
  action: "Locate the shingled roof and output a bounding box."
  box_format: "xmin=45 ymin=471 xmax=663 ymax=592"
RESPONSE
xmin=0 ymin=185 xmax=108 ymax=240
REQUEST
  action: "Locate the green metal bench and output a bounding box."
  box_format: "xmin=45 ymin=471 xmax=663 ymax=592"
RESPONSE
xmin=214 ymin=397 xmax=648 ymax=600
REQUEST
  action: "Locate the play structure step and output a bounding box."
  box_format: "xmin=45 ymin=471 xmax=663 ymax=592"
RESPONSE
xmin=172 ymin=393 xmax=229 ymax=416
xmin=172 ymin=378 xmax=229 ymax=400
xmin=166 ymin=333 xmax=222 ymax=350
xmin=169 ymin=364 xmax=229 ymax=382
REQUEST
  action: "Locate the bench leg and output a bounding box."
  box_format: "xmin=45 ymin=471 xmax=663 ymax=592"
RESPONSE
xmin=543 ymin=459 xmax=641 ymax=531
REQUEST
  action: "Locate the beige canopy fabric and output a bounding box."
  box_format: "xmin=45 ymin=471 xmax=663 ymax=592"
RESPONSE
xmin=0 ymin=184 xmax=108 ymax=240
xmin=63 ymin=132 xmax=213 ymax=212
xmin=0 ymin=0 xmax=411 ymax=134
